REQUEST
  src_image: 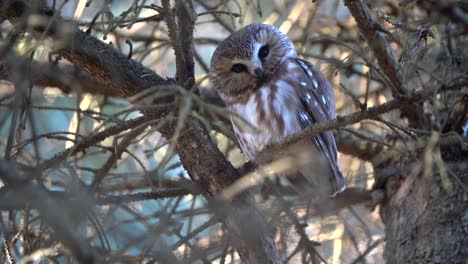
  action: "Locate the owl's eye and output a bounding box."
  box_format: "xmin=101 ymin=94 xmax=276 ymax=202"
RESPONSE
xmin=231 ymin=63 xmax=247 ymax=73
xmin=258 ymin=45 xmax=269 ymax=59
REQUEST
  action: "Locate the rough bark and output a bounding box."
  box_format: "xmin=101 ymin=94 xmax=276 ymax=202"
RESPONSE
xmin=375 ymin=145 xmax=467 ymax=264
xmin=343 ymin=1 xmax=468 ymax=263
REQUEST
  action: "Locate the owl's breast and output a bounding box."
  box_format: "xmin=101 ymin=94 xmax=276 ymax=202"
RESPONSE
xmin=228 ymin=74 xmax=303 ymax=160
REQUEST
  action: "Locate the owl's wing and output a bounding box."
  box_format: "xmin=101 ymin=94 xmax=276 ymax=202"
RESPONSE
xmin=294 ymin=58 xmax=346 ymax=195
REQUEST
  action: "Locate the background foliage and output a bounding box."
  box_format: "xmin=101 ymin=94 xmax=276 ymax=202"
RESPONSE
xmin=0 ymin=0 xmax=466 ymax=263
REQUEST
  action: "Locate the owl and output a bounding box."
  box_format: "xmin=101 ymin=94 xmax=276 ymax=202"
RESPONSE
xmin=210 ymin=23 xmax=345 ymax=196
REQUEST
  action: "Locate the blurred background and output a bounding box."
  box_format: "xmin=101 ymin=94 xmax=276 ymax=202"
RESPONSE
xmin=1 ymin=0 xmax=466 ymax=263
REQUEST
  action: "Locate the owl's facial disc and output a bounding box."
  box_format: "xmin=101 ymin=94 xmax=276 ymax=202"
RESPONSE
xmin=229 ymin=42 xmax=269 ymax=87
xmin=210 ymin=23 xmax=297 ymax=99
xmin=230 ymin=58 xmax=265 ymax=88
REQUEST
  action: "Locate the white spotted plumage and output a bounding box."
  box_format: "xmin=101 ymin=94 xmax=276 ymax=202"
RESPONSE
xmin=210 ymin=23 xmax=346 ymax=195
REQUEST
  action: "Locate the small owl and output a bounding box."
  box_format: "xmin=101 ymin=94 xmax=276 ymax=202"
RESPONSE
xmin=210 ymin=23 xmax=345 ymax=196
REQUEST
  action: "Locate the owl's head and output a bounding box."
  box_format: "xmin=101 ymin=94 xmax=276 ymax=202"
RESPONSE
xmin=210 ymin=23 xmax=296 ymax=101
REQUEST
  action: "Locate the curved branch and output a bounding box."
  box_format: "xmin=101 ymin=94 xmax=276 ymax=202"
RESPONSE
xmin=0 ymin=53 xmax=113 ymax=96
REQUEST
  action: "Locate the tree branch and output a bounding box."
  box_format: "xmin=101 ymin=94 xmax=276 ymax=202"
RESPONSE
xmin=335 ymin=129 xmax=386 ymax=162
xmin=175 ymin=0 xmax=196 ymax=88
xmin=0 ymin=52 xmax=113 ymax=96
xmin=0 ymin=160 xmax=98 ymax=263
xmin=343 ymin=0 xmax=428 ymax=128
xmin=282 ymin=79 xmax=462 ymax=149
xmin=0 ymin=2 xmax=283 ymax=263
xmin=343 ymin=0 xmax=402 ymax=92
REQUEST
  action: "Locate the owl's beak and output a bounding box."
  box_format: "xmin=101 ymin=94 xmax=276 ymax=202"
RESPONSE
xmin=254 ymin=68 xmax=265 ymax=84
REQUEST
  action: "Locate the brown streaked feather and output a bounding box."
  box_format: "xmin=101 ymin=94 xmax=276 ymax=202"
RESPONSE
xmin=255 ymin=90 xmax=265 ymax=125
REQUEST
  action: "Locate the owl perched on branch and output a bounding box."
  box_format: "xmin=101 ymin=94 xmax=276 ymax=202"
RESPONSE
xmin=210 ymin=23 xmax=345 ymax=196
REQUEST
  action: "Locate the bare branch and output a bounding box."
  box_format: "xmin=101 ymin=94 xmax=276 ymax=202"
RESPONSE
xmin=343 ymin=0 xmax=429 ymax=128
xmin=0 ymin=160 xmax=98 ymax=263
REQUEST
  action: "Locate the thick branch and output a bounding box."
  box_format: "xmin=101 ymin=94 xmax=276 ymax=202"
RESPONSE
xmin=0 ymin=0 xmax=175 ymax=100
xmin=175 ymin=0 xmax=196 ymax=88
xmin=0 ymin=53 xmax=114 ymax=96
